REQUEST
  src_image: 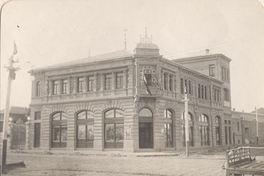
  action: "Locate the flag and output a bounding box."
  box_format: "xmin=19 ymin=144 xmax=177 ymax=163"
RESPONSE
xmin=13 ymin=42 xmax=18 ymax=55
xmin=143 ymin=74 xmax=152 ymax=95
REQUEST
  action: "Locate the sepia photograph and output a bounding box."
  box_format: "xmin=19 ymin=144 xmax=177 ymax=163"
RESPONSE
xmin=1 ymin=0 xmax=264 ymax=175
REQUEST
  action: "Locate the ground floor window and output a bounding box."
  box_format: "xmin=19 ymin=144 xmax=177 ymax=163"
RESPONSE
xmin=215 ymin=126 xmax=220 ymax=145
xmin=199 ymin=114 xmax=210 ymax=146
xmin=104 ymin=109 xmax=124 ymax=148
xmin=51 ymin=112 xmax=67 ymax=148
xmin=76 ymin=111 xmax=94 ymax=148
xmin=200 ymin=126 xmax=209 ymax=146
xmin=105 ymin=124 xmax=124 ymax=148
xmin=164 ymin=123 xmax=173 ymax=148
xmin=52 ymin=125 xmax=67 ymax=148
xmin=164 ymin=109 xmax=173 ymax=148
xmin=34 ymin=123 xmax=41 ymax=148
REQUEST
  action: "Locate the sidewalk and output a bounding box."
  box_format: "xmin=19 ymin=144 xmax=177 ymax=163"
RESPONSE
xmin=7 ymin=148 xmax=226 ymax=160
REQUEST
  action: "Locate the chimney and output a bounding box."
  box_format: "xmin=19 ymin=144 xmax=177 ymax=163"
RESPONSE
xmin=205 ymin=49 xmax=209 ymax=54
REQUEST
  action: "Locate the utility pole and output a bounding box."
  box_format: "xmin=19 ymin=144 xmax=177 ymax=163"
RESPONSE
xmin=1 ymin=1 xmax=15 ymax=174
xmin=183 ymin=87 xmax=189 ymax=156
xmin=1 ymin=47 xmax=19 ymax=174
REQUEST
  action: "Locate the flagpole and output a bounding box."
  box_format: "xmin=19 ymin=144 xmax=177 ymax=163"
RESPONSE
xmin=256 ymin=107 xmax=258 ymax=145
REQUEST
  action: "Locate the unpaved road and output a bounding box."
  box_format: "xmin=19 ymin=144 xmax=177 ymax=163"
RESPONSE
xmin=3 ymin=153 xmax=228 ymax=176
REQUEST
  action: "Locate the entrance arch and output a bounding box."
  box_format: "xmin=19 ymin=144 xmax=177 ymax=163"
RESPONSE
xmin=138 ymin=108 xmax=153 ymax=148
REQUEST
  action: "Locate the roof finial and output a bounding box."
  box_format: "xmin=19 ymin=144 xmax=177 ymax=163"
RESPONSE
xmin=140 ymin=28 xmax=152 ymax=43
xmin=124 ymin=29 xmax=128 ymax=49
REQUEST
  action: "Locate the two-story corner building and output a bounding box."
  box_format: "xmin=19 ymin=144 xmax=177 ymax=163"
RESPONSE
xmin=29 ymin=34 xmax=236 ymax=152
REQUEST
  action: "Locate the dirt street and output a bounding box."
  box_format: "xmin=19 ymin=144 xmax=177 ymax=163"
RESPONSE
xmin=3 ymin=153 xmax=227 ymax=176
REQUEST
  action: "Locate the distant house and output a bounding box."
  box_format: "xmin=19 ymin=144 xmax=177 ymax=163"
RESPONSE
xmin=0 ymin=106 xmax=29 ymax=132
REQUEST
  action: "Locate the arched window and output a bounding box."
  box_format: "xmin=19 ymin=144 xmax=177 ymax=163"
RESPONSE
xmin=205 ymin=86 xmax=207 ymax=100
xmin=163 ymin=73 xmax=167 ymax=90
xmin=169 ymin=75 xmax=173 ymax=91
xmin=36 ymin=81 xmax=41 ymax=97
xmin=188 ymin=80 xmax=192 ymax=95
xmin=181 ymin=112 xmax=194 ymax=147
xmin=104 ymin=109 xmax=124 ymax=148
xmin=184 ymin=79 xmax=188 ymax=93
xmin=76 ymin=110 xmax=94 ymax=148
xmin=180 ymin=78 xmax=184 ymax=94
xmin=198 ymin=84 xmax=200 ymax=98
xmin=164 ymin=109 xmax=173 ymax=148
xmin=215 ymin=116 xmax=221 ymax=145
xmin=199 ymin=114 xmax=209 ymax=146
xmin=224 ymin=88 xmax=229 ymax=101
xmin=51 ymin=112 xmax=67 ymax=148
xmin=201 ymin=85 xmax=204 ymax=99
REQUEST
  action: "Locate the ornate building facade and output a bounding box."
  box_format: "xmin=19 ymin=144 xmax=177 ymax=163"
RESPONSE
xmin=28 ymin=34 xmax=264 ymax=152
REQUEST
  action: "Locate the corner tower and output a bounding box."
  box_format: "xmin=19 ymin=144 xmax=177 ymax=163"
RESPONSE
xmin=134 ymin=29 xmax=160 ymax=56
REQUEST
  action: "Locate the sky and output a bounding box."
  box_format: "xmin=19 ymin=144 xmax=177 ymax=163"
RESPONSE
xmin=1 ymin=0 xmax=264 ymax=113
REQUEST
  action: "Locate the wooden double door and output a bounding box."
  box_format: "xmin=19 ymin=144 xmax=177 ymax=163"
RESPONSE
xmin=139 ymin=123 xmax=153 ymax=148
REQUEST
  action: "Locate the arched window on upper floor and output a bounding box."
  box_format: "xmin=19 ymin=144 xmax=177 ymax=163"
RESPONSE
xmin=198 ymin=84 xmax=201 ymax=98
xmin=184 ymin=79 xmax=188 ymax=93
xmin=201 ymin=85 xmax=204 ymax=99
xmin=180 ymin=78 xmax=184 ymax=94
xmin=169 ymin=75 xmax=173 ymax=91
xmin=188 ymin=80 xmax=192 ymax=95
xmin=224 ymin=88 xmax=230 ymax=101
xmin=36 ymin=81 xmax=41 ymax=97
xmin=205 ymin=86 xmax=207 ymax=100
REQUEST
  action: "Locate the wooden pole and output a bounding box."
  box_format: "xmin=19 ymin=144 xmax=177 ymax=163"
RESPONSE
xmin=184 ymin=88 xmax=189 ymax=156
xmin=1 ymin=57 xmax=14 ymax=174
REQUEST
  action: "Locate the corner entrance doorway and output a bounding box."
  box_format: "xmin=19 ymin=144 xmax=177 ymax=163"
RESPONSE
xmin=138 ymin=108 xmax=153 ymax=149
xmin=139 ymin=123 xmax=153 ymax=148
